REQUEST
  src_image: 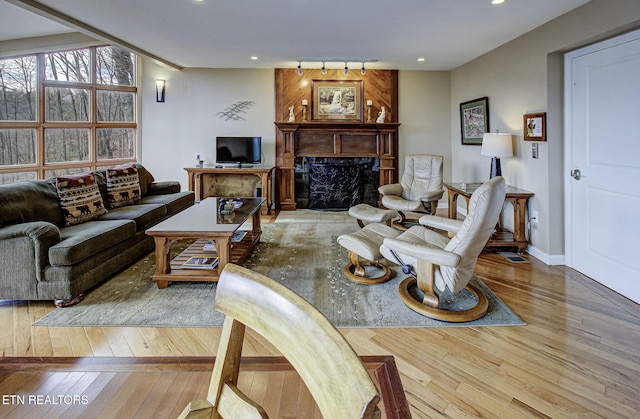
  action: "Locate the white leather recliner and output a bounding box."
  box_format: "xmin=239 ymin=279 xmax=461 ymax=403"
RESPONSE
xmin=378 ymin=154 xmax=444 ymax=226
xmin=380 ymin=176 xmax=506 ymax=322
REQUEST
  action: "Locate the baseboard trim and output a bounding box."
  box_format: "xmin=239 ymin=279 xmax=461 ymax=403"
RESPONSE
xmin=526 ymin=244 xmax=565 ymax=266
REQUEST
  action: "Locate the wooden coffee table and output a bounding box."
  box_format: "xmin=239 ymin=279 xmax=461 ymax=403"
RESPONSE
xmin=146 ymin=197 xmax=265 ymax=288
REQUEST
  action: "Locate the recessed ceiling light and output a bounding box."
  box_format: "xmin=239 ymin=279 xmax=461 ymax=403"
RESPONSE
xmin=491 ymin=0 xmax=505 ymax=4
xmin=250 ymin=56 xmax=259 ymax=60
xmin=417 ymin=57 xmax=425 ymax=62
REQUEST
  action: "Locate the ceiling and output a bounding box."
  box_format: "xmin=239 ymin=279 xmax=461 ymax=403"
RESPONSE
xmin=1 ymin=0 xmax=591 ymax=71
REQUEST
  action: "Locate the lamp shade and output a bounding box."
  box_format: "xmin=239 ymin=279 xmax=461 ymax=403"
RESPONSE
xmin=481 ymin=133 xmax=513 ymax=157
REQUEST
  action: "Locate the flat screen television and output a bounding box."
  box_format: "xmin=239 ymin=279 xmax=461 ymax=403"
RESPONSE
xmin=215 ymin=136 xmax=261 ymax=167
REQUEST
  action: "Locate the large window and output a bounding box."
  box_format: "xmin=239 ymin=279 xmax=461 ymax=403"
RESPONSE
xmin=0 ymin=46 xmax=137 ymax=184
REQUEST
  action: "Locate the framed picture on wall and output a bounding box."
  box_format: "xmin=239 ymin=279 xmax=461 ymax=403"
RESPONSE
xmin=459 ymin=97 xmax=489 ymax=145
xmin=523 ymin=112 xmax=546 ymax=141
xmin=312 ymin=80 xmax=363 ymax=121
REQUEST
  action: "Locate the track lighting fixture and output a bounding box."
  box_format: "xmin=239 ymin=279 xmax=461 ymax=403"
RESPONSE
xmin=294 ymin=59 xmax=377 ymax=75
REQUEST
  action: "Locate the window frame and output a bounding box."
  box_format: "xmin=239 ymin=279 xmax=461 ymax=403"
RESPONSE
xmin=0 ymin=46 xmax=137 ymax=182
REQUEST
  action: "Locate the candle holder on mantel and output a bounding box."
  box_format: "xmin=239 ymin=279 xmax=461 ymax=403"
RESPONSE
xmin=366 ymin=100 xmax=373 ymax=123
xmin=302 ymin=99 xmax=308 ymax=122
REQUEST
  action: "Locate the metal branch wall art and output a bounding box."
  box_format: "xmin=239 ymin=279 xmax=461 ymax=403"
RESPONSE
xmin=216 ymin=101 xmax=255 ymax=121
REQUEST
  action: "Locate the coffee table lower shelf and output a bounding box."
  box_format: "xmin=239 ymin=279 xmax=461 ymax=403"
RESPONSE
xmin=152 ymin=232 xmax=260 ymax=287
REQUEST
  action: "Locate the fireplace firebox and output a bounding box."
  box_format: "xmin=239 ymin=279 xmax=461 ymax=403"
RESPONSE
xmin=295 ymin=157 xmax=379 ymax=210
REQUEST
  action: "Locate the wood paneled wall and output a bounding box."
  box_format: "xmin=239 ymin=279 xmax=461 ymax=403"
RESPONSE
xmin=274 ymin=68 xmax=398 ymax=123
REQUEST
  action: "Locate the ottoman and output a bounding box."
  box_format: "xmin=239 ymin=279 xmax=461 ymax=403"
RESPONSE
xmin=337 ymin=223 xmax=401 ymax=284
xmin=348 ymin=203 xmax=400 ymax=228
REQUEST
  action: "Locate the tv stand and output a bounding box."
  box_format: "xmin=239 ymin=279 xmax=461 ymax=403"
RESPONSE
xmin=185 ymin=166 xmax=275 ymax=215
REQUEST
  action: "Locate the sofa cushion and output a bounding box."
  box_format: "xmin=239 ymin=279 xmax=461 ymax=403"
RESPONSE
xmin=135 ymin=164 xmax=155 ymax=196
xmin=56 ymin=173 xmax=108 ymax=226
xmin=140 ymin=191 xmax=194 ymax=216
xmin=98 ymin=203 xmax=166 ymax=231
xmin=49 ymin=219 xmax=136 ymax=266
xmin=0 ymin=180 xmax=64 ymax=227
xmin=106 ymin=164 xmax=142 ymax=208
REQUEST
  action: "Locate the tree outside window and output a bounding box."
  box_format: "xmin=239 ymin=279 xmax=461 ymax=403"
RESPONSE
xmin=0 ymin=46 xmax=137 ymax=184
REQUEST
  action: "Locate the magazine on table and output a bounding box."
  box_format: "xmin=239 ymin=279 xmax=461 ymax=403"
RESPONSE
xmin=181 ymin=255 xmax=219 ymax=269
xmin=202 ymin=231 xmax=247 ymax=251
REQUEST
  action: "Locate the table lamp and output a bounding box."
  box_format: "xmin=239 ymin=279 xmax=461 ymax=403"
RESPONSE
xmin=481 ymin=132 xmax=513 ymax=178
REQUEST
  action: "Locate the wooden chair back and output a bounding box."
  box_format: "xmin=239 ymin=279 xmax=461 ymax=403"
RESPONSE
xmin=178 ymin=263 xmax=381 ymax=419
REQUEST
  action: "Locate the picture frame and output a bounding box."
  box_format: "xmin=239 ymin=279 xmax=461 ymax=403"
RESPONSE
xmin=523 ymin=112 xmax=546 ymax=141
xmin=459 ymin=97 xmax=489 ymax=145
xmin=312 ymin=80 xmax=363 ymax=121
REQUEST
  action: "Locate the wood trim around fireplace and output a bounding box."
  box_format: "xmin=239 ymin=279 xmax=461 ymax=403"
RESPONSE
xmin=275 ymin=122 xmax=400 ymax=210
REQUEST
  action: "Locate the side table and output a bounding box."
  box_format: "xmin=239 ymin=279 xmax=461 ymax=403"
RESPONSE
xmin=444 ymin=182 xmax=534 ymax=253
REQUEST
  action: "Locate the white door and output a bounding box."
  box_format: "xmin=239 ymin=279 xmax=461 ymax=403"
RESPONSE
xmin=565 ymin=30 xmax=640 ymax=304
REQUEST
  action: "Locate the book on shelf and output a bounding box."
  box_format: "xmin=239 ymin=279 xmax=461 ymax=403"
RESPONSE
xmin=202 ymin=231 xmax=247 ymax=251
xmin=232 ymin=230 xmax=247 ymax=242
xmin=181 ymin=255 xmax=219 ymax=270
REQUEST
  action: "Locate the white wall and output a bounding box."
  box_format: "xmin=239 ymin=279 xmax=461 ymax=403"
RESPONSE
xmin=450 ymin=0 xmax=640 ymax=261
xmin=398 ymin=71 xmax=451 ymax=184
xmin=140 ymin=64 xmax=276 ymax=188
xmin=140 ymin=64 xmax=453 ymax=193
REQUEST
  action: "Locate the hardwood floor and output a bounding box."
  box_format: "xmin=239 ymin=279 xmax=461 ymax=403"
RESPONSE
xmin=1 ymin=211 xmax=639 ymax=418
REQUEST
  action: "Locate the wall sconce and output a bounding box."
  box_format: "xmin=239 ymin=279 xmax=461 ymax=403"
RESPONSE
xmin=297 ymin=61 xmax=303 ymax=76
xmin=361 ymin=62 xmax=366 ymax=75
xmin=155 ymin=79 xmax=166 ymax=103
xmin=343 ymin=62 xmax=349 ymax=75
xmin=481 ymin=131 xmax=513 ymax=178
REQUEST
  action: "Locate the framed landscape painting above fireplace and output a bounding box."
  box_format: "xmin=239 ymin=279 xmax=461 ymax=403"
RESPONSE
xmin=312 ymin=80 xmax=363 ymax=121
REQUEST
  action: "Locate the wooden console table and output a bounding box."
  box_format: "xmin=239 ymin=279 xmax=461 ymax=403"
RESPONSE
xmin=185 ymin=167 xmax=274 ymax=215
xmin=444 ymin=182 xmax=534 ymax=253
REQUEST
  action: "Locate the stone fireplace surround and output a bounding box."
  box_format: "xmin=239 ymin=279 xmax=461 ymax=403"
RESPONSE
xmin=297 ymin=157 xmax=379 ymax=210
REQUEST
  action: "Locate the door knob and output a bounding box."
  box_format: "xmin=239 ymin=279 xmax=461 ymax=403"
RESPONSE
xmin=570 ymin=168 xmax=582 ymax=180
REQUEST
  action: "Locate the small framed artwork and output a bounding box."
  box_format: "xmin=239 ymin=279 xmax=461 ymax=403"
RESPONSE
xmin=312 ymin=80 xmax=363 ymax=121
xmin=460 ymin=97 xmax=489 ymax=145
xmin=524 ymin=112 xmax=546 ymax=141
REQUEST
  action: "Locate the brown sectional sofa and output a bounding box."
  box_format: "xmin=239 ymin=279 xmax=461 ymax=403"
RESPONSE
xmin=0 ymin=164 xmax=194 ymax=306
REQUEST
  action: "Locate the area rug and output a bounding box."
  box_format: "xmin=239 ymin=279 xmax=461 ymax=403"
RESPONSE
xmin=34 ymin=222 xmax=525 ymax=328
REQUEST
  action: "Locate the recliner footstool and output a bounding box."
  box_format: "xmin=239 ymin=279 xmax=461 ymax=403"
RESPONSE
xmin=337 ymin=223 xmax=401 ymax=284
xmin=348 ymin=203 xmax=400 ymax=228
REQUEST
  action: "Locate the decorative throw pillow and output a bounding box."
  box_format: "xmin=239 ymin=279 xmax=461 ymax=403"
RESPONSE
xmin=106 ymin=164 xmax=141 ymax=208
xmin=56 ymin=173 xmax=108 ymax=226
